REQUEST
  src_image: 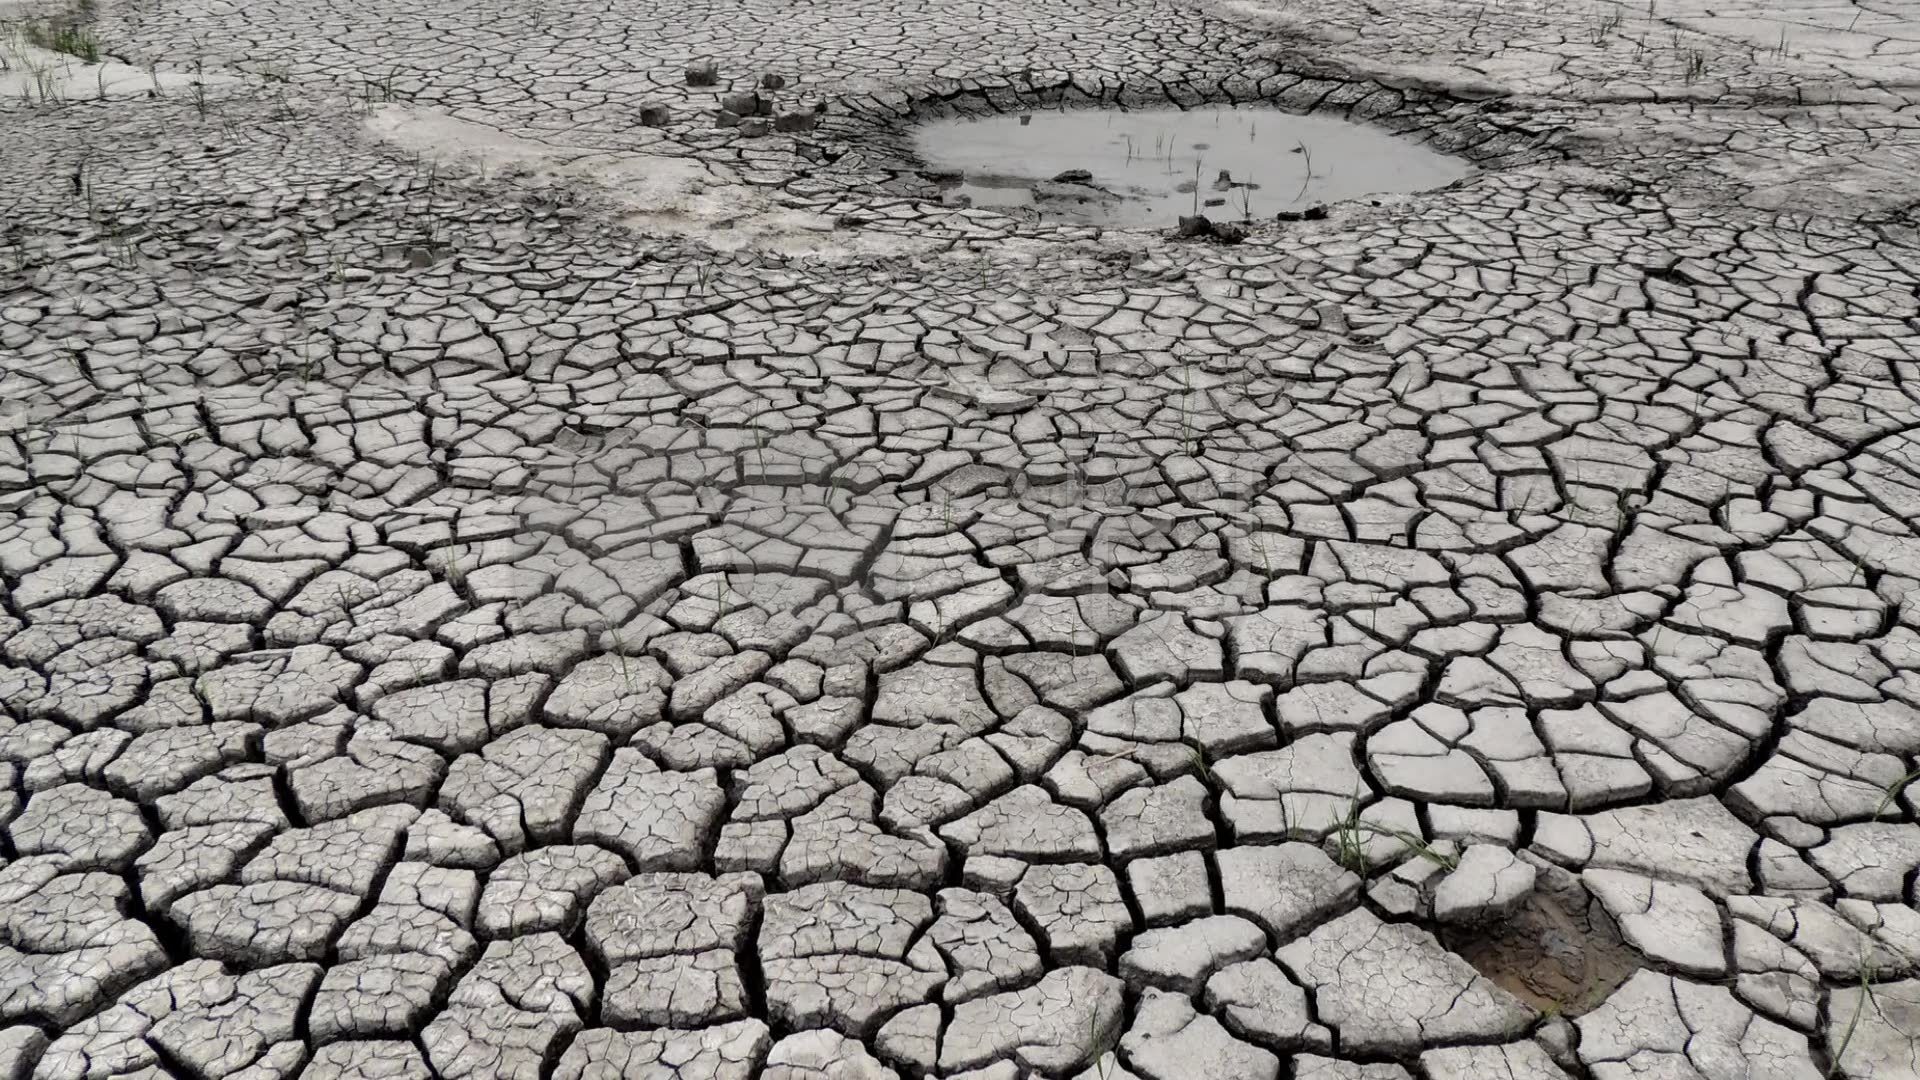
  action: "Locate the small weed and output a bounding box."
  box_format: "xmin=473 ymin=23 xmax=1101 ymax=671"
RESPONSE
xmin=1179 ymin=361 xmax=1195 ymax=458
xmin=1589 ymin=3 xmax=1623 ymax=43
xmin=1088 ymin=1004 xmax=1115 ymax=1079
xmin=23 ymin=18 xmax=100 ymax=62
xmin=1370 ymin=822 xmax=1459 ymax=871
xmin=358 ymin=68 xmax=398 ymax=113
xmin=1827 ymin=959 xmax=1878 ymax=1078
xmin=7 ymin=39 xmax=65 ymax=104
xmin=294 ymin=323 xmax=325 ymax=380
xmin=1682 ymin=46 xmax=1708 ymax=83
xmin=1873 ymin=765 xmax=1920 ymax=820
xmin=1332 ymin=790 xmax=1459 ymax=873
xmin=189 ymin=58 xmax=208 ymax=117
xmin=1087 ymin=745 xmax=1140 ymax=769
xmin=1332 ymin=794 xmax=1369 ymax=872
xmin=438 ymin=547 xmax=468 ymax=598
xmin=605 ymin=624 xmax=638 ymax=693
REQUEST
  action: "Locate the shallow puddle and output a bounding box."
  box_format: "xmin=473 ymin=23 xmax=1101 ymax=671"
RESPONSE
xmin=913 ymin=104 xmax=1472 ymax=226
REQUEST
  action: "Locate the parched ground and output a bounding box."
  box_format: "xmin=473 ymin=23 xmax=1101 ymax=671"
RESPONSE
xmin=3 ymin=0 xmax=1920 ymax=1076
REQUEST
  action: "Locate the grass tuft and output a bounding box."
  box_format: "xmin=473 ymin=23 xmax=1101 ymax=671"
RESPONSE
xmin=23 ymin=18 xmax=100 ymax=62
xmin=1828 ymin=959 xmax=1877 ymax=1078
xmin=1332 ymin=790 xmax=1459 ymax=873
xmin=1873 ymin=765 xmax=1920 ymax=820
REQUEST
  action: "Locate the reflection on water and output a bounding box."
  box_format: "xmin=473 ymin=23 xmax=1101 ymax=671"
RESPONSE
xmin=913 ymin=105 xmax=1473 ymax=227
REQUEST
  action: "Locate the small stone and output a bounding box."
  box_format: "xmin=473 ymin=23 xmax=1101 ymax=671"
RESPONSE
xmin=1118 ymin=915 xmax=1267 ymax=995
xmin=764 ymin=1030 xmax=898 ymax=1079
xmin=940 ymin=967 xmax=1123 ymax=1074
xmin=1127 ymin=851 xmax=1211 ymax=927
xmin=1584 ymin=869 xmax=1727 ymax=977
xmin=1175 ymin=215 xmax=1214 ymax=239
xmin=1578 ymin=970 xmax=1819 ymax=1079
xmin=686 ymin=61 xmax=719 ymax=86
xmin=1433 ymin=846 xmax=1537 ymax=925
xmin=1216 ymin=844 xmax=1358 ymax=939
xmin=1420 ymin=1042 xmax=1574 ymax=1080
xmin=1367 ymin=877 xmax=1423 ymax=918
xmin=1204 ymin=959 xmax=1328 ymax=1051
xmin=1277 ymin=909 xmax=1535 ymax=1054
xmin=1120 ymin=989 xmax=1279 ymax=1080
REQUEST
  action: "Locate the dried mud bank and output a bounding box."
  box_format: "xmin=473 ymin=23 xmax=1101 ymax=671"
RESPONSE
xmin=2 ymin=0 xmax=1920 ymax=1077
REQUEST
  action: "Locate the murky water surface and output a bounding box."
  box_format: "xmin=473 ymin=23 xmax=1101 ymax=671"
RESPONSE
xmin=913 ymin=105 xmax=1473 ymax=226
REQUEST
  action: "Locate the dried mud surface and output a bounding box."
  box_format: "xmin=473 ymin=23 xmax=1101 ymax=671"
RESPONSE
xmin=4 ymin=0 xmax=1920 ymax=1077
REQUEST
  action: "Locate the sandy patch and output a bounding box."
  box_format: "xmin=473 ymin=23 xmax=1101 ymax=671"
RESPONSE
xmin=364 ymin=104 xmax=936 ymax=259
xmin=0 ymin=34 xmax=238 ymax=102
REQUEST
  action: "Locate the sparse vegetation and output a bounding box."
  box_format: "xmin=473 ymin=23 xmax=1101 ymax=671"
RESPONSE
xmin=1332 ymin=791 xmax=1460 ymax=873
xmin=190 ymin=58 xmax=209 ymax=117
xmin=1682 ymin=46 xmax=1708 ymax=83
xmin=1589 ymin=3 xmax=1623 ymax=44
xmin=1332 ymin=795 xmax=1369 ymax=871
xmin=438 ymin=546 xmax=469 ymax=599
xmin=1827 ymin=960 xmax=1879 ymax=1078
xmin=2 ymin=27 xmax=63 ymax=104
xmin=21 ymin=18 xmax=101 ymax=62
xmin=1088 ymin=1004 xmax=1116 ymax=1079
xmin=605 ymin=623 xmax=639 ymax=693
xmin=0 ymin=0 xmax=106 ymax=106
xmin=1873 ymin=765 xmax=1920 ymax=820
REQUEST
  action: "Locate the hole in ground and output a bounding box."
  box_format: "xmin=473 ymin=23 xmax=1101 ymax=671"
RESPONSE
xmin=1441 ymin=873 xmax=1642 ymax=1017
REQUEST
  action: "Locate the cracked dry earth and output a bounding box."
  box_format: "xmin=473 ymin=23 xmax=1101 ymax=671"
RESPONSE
xmin=7 ymin=0 xmax=1920 ymax=1075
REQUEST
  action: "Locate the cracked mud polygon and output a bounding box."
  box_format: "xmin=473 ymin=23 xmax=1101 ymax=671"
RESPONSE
xmin=3 ymin=0 xmax=1920 ymax=1078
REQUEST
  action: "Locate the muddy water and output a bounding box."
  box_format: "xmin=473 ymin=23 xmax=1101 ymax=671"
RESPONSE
xmin=913 ymin=104 xmax=1472 ymax=226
